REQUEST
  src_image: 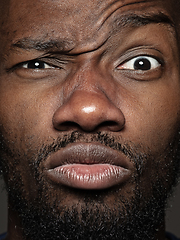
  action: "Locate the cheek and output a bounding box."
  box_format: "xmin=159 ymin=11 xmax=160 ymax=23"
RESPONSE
xmin=121 ymin=83 xmax=180 ymax=153
xmin=0 ymin=89 xmax=56 ymax=148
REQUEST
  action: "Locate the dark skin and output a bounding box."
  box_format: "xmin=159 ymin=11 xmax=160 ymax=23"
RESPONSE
xmin=0 ymin=0 xmax=180 ymax=239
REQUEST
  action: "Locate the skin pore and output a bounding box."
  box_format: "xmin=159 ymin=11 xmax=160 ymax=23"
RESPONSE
xmin=0 ymin=0 xmax=180 ymax=239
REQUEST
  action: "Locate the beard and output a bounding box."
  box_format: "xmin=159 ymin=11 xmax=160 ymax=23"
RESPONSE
xmin=1 ymin=131 xmax=180 ymax=240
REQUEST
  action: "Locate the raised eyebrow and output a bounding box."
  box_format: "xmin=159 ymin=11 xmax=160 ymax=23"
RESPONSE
xmin=112 ymin=12 xmax=175 ymax=30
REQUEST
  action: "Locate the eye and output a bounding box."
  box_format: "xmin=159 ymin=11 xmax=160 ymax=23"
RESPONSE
xmin=119 ymin=56 xmax=161 ymax=71
xmin=22 ymin=60 xmax=54 ymax=69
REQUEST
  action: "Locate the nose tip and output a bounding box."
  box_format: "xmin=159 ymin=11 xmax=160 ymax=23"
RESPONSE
xmin=52 ymin=90 xmax=125 ymax=132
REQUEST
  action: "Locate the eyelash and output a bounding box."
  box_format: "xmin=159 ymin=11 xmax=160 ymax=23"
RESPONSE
xmin=118 ymin=55 xmax=162 ymax=71
xmin=20 ymin=59 xmax=55 ymax=70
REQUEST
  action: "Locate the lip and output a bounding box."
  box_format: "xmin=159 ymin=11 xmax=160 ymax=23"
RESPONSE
xmin=45 ymin=143 xmax=131 ymax=190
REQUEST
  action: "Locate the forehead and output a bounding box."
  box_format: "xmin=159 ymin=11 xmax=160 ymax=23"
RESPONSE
xmin=0 ymin=0 xmax=176 ymax=54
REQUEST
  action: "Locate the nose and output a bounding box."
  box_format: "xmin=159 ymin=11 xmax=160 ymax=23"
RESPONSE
xmin=53 ymin=90 xmax=125 ymax=132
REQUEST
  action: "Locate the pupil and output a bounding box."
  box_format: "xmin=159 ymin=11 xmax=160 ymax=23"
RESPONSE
xmin=134 ymin=58 xmax=151 ymax=70
xmin=28 ymin=61 xmax=45 ymax=69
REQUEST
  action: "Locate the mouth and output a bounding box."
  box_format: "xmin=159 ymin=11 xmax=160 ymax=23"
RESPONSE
xmin=45 ymin=143 xmax=131 ymax=190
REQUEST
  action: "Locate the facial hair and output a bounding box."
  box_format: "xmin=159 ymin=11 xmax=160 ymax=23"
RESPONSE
xmin=1 ymin=131 xmax=180 ymax=240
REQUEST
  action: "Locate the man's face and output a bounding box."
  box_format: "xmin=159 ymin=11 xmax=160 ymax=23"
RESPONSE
xmin=0 ymin=0 xmax=180 ymax=239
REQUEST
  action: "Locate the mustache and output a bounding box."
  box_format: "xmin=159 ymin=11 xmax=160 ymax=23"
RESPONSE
xmin=36 ymin=131 xmax=149 ymax=174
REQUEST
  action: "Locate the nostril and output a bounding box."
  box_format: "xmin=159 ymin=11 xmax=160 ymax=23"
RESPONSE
xmin=54 ymin=120 xmax=124 ymax=132
xmin=55 ymin=121 xmax=80 ymax=131
xmin=98 ymin=121 xmax=125 ymax=132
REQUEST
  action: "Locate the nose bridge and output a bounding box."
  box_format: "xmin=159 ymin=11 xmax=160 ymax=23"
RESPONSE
xmin=67 ymin=62 xmax=108 ymax=94
xmin=53 ymin=64 xmax=125 ymax=132
xmin=63 ymin=63 xmax=118 ymax=112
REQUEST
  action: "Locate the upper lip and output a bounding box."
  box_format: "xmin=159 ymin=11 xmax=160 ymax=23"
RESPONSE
xmin=45 ymin=142 xmax=131 ymax=170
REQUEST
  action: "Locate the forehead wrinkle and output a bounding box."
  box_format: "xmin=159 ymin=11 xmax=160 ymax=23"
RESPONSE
xmin=10 ymin=12 xmax=175 ymax=56
xmin=69 ymin=13 xmax=175 ymax=55
xmin=67 ymin=0 xmax=174 ymax=54
xmin=93 ymin=0 xmax=149 ymax=31
xmin=7 ymin=0 xmax=175 ymax=56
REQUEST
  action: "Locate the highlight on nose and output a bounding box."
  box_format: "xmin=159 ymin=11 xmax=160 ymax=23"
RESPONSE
xmin=52 ymin=90 xmax=125 ymax=132
xmin=82 ymin=106 xmax=96 ymax=114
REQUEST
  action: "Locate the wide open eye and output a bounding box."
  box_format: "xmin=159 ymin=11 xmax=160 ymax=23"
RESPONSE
xmin=119 ymin=56 xmax=161 ymax=71
xmin=22 ymin=60 xmax=54 ymax=69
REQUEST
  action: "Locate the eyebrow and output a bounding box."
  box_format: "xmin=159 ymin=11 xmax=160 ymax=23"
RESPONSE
xmin=11 ymin=12 xmax=174 ymax=53
xmin=114 ymin=12 xmax=174 ymax=28
xmin=11 ymin=38 xmax=75 ymax=53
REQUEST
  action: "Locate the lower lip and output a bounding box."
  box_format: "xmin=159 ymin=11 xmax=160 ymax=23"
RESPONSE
xmin=47 ymin=164 xmax=130 ymax=190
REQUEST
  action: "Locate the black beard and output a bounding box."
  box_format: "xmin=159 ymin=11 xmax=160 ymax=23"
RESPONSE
xmin=1 ymin=131 xmax=180 ymax=240
xmin=8 ymin=180 xmax=168 ymax=240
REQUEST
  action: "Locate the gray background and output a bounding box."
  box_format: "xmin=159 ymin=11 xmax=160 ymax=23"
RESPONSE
xmin=0 ymin=178 xmax=180 ymax=237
